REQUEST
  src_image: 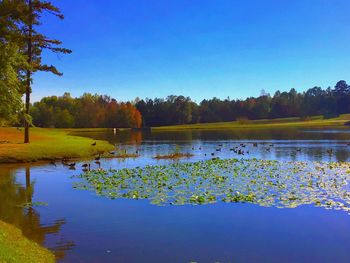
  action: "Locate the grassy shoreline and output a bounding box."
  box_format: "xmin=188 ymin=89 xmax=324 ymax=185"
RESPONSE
xmin=0 ymin=127 xmax=114 ymax=163
xmin=152 ymin=114 xmax=350 ymax=131
xmin=0 ymin=220 xmax=55 ymax=263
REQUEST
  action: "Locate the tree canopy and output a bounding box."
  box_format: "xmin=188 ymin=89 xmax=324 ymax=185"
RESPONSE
xmin=0 ymin=0 xmax=71 ymax=141
xmin=30 ymin=93 xmax=142 ymax=128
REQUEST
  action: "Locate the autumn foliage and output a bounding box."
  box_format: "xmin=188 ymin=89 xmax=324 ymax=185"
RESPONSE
xmin=30 ymin=93 xmax=142 ymax=128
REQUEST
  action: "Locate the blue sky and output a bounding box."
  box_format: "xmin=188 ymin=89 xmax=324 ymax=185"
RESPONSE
xmin=33 ymin=0 xmax=350 ymax=102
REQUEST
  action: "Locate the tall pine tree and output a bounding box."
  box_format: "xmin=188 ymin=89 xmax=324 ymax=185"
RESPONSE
xmin=21 ymin=0 xmax=71 ymax=142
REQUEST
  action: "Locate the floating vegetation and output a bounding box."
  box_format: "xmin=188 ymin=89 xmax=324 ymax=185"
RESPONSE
xmin=154 ymin=152 xmax=194 ymax=159
xmin=72 ymin=158 xmax=350 ymax=214
xmin=101 ymin=148 xmax=140 ymax=159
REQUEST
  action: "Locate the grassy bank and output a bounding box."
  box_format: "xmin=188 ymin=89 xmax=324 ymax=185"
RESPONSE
xmin=152 ymin=114 xmax=350 ymax=131
xmin=0 ymin=220 xmax=55 ymax=263
xmin=0 ymin=128 xmax=114 ymax=163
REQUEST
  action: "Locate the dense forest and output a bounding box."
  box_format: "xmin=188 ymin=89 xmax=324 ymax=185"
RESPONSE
xmin=28 ymin=80 xmax=350 ymax=128
xmin=30 ymin=93 xmax=142 ymax=128
xmin=135 ymin=80 xmax=350 ymax=126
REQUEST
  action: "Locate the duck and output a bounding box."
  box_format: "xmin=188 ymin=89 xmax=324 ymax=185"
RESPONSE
xmin=91 ymin=142 xmax=96 ymax=146
xmin=82 ymin=163 xmax=90 ymax=168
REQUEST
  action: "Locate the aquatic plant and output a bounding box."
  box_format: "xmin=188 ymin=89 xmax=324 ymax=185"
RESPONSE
xmin=72 ymin=158 xmax=350 ymax=214
xmin=154 ymin=144 xmax=194 ymax=159
xmin=154 ymin=152 xmax=194 ymax=159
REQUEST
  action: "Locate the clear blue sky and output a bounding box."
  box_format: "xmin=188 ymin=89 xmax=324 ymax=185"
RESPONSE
xmin=33 ymin=0 xmax=350 ymax=102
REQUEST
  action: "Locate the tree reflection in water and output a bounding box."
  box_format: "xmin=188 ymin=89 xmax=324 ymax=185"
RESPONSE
xmin=0 ymin=165 xmax=74 ymax=261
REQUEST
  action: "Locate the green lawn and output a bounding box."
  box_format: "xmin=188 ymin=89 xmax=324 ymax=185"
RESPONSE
xmin=152 ymin=114 xmax=350 ymax=131
xmin=0 ymin=220 xmax=55 ymax=263
xmin=0 ymin=127 xmax=114 ymax=163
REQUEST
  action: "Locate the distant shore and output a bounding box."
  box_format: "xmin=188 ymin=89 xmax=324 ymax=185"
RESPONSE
xmin=152 ymin=114 xmax=350 ymax=131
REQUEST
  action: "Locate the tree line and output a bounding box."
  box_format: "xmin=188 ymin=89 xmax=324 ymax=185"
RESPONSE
xmin=135 ymin=80 xmax=350 ymax=127
xmin=30 ymin=93 xmax=142 ymax=128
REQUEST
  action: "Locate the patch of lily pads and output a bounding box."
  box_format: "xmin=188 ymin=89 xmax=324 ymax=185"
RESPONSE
xmin=72 ymin=158 xmax=350 ymax=214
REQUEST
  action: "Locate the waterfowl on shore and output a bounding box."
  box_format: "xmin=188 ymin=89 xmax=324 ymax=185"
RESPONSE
xmin=68 ymin=162 xmax=76 ymax=168
xmin=91 ymin=142 xmax=96 ymax=146
xmin=95 ymin=154 xmax=101 ymax=161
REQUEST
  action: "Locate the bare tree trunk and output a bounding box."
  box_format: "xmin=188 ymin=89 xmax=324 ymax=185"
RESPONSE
xmin=24 ymin=72 xmax=30 ymax=143
xmin=24 ymin=0 xmax=32 ymax=143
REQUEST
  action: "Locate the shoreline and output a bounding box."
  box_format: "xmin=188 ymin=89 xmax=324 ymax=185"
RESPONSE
xmin=0 ymin=220 xmax=55 ymax=263
xmin=152 ymin=114 xmax=350 ymax=131
xmin=0 ymin=128 xmax=114 ymax=164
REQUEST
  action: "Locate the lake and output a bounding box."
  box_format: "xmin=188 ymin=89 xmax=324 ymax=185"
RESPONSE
xmin=1 ymin=127 xmax=350 ymax=263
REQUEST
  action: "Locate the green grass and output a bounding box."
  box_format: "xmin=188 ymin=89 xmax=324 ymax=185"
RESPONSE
xmin=65 ymin=127 xmax=131 ymax=133
xmin=152 ymin=114 xmax=350 ymax=131
xmin=0 ymin=220 xmax=55 ymax=263
xmin=0 ymin=127 xmax=114 ymax=163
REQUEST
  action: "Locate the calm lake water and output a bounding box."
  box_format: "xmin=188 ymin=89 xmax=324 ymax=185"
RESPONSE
xmin=1 ymin=128 xmax=350 ymax=263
